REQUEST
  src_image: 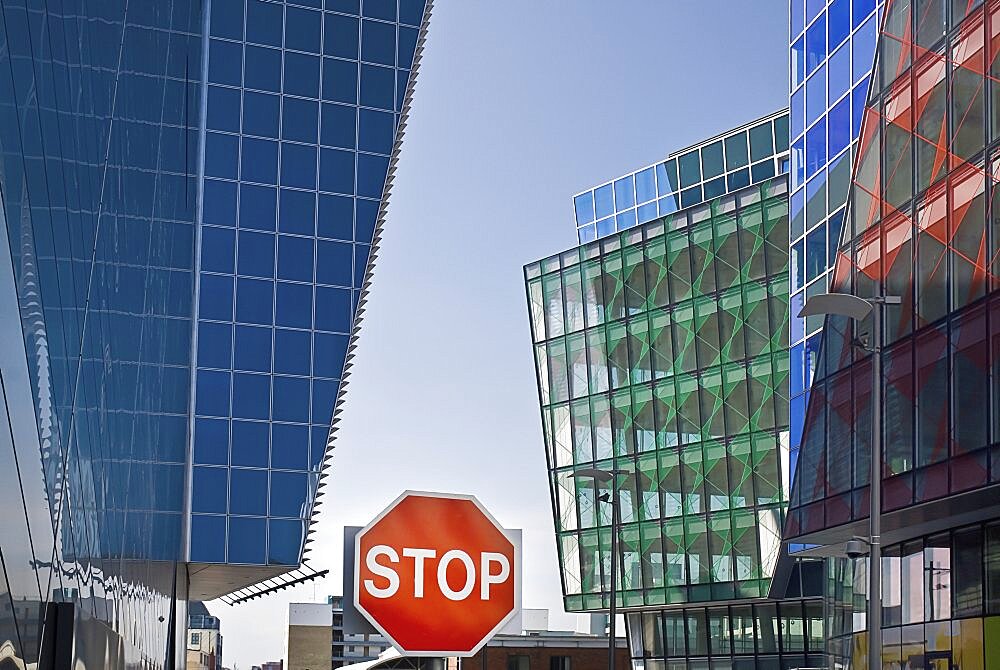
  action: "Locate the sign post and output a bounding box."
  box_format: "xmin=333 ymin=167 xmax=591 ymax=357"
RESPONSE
xmin=354 ymin=491 xmax=520 ymax=656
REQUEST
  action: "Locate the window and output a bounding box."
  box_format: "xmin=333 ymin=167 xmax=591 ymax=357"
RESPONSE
xmin=507 ymin=655 xmax=529 ymax=670
xmin=190 ymin=632 xmax=201 ymax=646
xmin=549 ymin=657 xmax=570 ymax=670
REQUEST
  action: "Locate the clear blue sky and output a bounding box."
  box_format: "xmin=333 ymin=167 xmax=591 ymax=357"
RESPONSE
xmin=218 ymin=2 xmax=788 ymax=666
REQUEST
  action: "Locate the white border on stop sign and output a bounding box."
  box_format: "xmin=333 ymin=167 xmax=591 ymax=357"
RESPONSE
xmin=353 ymin=490 xmax=523 ymax=657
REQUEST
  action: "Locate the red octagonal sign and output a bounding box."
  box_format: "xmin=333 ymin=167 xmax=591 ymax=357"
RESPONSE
xmin=354 ymin=491 xmax=520 ymax=656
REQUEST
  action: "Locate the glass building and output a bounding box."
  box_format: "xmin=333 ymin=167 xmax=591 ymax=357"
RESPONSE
xmin=526 ymin=165 xmax=824 ymax=668
xmin=784 ymin=1 xmax=1000 ymax=667
xmin=572 ymin=111 xmax=790 ymax=244
xmin=788 ymin=0 xmax=884 ymax=486
xmin=0 ymin=0 xmax=431 ymax=667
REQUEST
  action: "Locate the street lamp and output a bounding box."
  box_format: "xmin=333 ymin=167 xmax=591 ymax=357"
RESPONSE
xmin=798 ymin=292 xmax=900 ymax=670
xmin=569 ymin=467 xmax=629 ymax=670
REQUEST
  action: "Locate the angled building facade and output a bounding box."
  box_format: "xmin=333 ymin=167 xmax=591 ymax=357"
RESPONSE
xmin=0 ymin=0 xmax=432 ymax=667
xmin=788 ymin=0 xmax=884 ymax=485
xmin=526 ymin=119 xmax=827 ymax=666
xmin=785 ymin=1 xmax=1000 ymax=667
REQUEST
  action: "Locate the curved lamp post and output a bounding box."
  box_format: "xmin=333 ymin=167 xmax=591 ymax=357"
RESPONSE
xmin=569 ymin=467 xmax=629 ymax=670
xmin=798 ymin=292 xmax=899 ymax=670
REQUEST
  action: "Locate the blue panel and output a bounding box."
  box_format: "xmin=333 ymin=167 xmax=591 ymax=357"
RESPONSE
xmin=594 ymin=184 xmax=614 ymax=219
xmin=231 ymin=420 xmax=269 ymax=468
xmin=828 ymin=42 xmax=851 ymax=105
xmin=283 ymin=98 xmax=319 ymax=143
xmin=314 ymin=333 xmax=348 ymax=378
xmin=281 ymin=143 xmax=318 ymax=189
xmin=284 ymin=52 xmax=320 ymax=97
xmin=192 ymin=515 xmax=227 ymax=563
xmin=806 ymin=0 xmax=825 ymax=25
xmin=232 ymin=373 xmax=271 ymax=420
xmin=272 ymin=424 xmax=310 ymax=470
xmin=791 ymin=85 xmax=804 ymax=141
xmin=286 ymin=7 xmax=322 ymax=53
xmin=792 ymin=36 xmax=805 ymax=89
xmin=853 ymin=14 xmax=877 ymax=84
xmin=234 ymin=325 xmax=273 ymax=373
xmin=312 ymin=379 xmax=338 ymax=426
xmin=237 ymin=231 xmax=276 ymax=278
xmin=635 ymin=168 xmax=655 ymax=203
xmin=198 ymin=321 xmax=233 ymax=369
xmin=275 ymin=281 xmax=313 ymax=328
xmin=279 ymin=189 xmax=317 ymax=236
xmin=274 ymin=329 xmax=312 ymax=376
xmin=195 ymin=418 xmax=230 ymax=466
xmin=574 ymin=192 xmax=595 ymax=224
xmin=326 ymin=14 xmax=360 ymax=59
xmin=240 ymin=184 xmax=278 ymax=231
xmin=805 ymin=13 xmax=825 ymax=74
xmin=805 ymin=117 xmax=826 ymax=177
xmin=202 ymin=227 xmax=236 ymax=274
xmin=273 ymin=376 xmax=310 ymax=423
xmin=236 ymin=278 xmax=274 ymax=325
xmin=853 ymin=0 xmax=875 ymax=28
xmin=193 ymin=467 xmax=228 ymax=514
xmin=791 ymin=0 xmax=804 ymax=36
xmin=268 ymin=520 xmax=304 ymax=565
xmin=322 ymin=103 xmax=358 ymax=149
xmin=228 ymin=517 xmax=267 ymax=564
xmin=829 ymin=96 xmax=851 ymax=158
xmin=244 ymin=91 xmax=280 ymax=138
xmin=828 ymin=0 xmax=850 ymax=50
xmin=197 ymin=370 xmax=232 ymax=418
xmin=270 ymin=472 xmax=308 ymax=517
xmin=806 ymin=64 xmax=826 ymax=126
xmin=204 ymin=179 xmax=238 ymax=226
xmin=247 ymin=0 xmax=283 ymax=47
xmin=278 ymin=235 xmax=315 ymax=282
xmin=614 ymin=175 xmax=635 ymax=209
xmin=791 ymin=344 xmax=805 ymax=398
xmin=246 ymin=45 xmax=282 ymax=92
xmin=231 ymin=469 xmax=268 ymax=515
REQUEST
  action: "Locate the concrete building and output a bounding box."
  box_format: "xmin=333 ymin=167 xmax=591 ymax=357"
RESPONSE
xmin=287 ymin=597 xmax=392 ymax=670
xmin=187 ymin=602 xmax=223 ymax=670
xmin=287 ymin=604 xmax=333 ymax=670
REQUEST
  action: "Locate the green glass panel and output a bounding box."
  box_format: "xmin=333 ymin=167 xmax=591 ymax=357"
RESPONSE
xmin=725 ymin=131 xmax=750 ymax=170
xmin=701 ymin=141 xmax=724 ymax=179
xmin=679 ymin=150 xmax=701 ymax=188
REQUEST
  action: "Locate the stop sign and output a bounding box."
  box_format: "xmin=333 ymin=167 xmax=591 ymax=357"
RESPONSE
xmin=354 ymin=491 xmax=519 ymax=656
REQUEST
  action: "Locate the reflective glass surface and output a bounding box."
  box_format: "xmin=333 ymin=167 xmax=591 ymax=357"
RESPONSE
xmin=788 ymin=0 xmax=883 ymax=484
xmin=193 ymin=0 xmax=429 ymax=567
xmin=528 ymin=178 xmax=792 ymax=611
xmin=0 ymin=0 xmax=203 ymax=664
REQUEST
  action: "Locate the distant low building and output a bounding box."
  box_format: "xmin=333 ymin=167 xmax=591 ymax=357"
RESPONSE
xmin=286 ymin=597 xmax=392 ymax=670
xmin=187 ymin=602 xmax=223 ymax=670
xmin=336 ymin=609 xmax=626 ymax=670
xmin=329 ymin=595 xmax=392 ymax=668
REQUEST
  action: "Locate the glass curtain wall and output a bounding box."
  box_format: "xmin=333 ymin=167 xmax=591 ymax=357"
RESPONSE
xmin=527 ymin=178 xmax=791 ymax=612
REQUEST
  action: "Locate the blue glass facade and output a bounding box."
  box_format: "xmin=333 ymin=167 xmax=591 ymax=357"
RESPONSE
xmin=788 ymin=0 xmax=882 ymax=477
xmin=0 ymin=0 xmax=431 ymax=665
xmin=189 ymin=0 xmax=428 ymax=568
xmin=572 ymin=111 xmax=790 ymax=244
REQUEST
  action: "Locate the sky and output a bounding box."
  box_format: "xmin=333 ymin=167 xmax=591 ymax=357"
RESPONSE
xmin=215 ymin=2 xmax=789 ymax=667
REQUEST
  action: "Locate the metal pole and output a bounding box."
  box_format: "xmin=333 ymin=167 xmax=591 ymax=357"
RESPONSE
xmin=869 ymin=299 xmax=883 ymax=670
xmin=608 ymin=483 xmax=618 ymax=670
